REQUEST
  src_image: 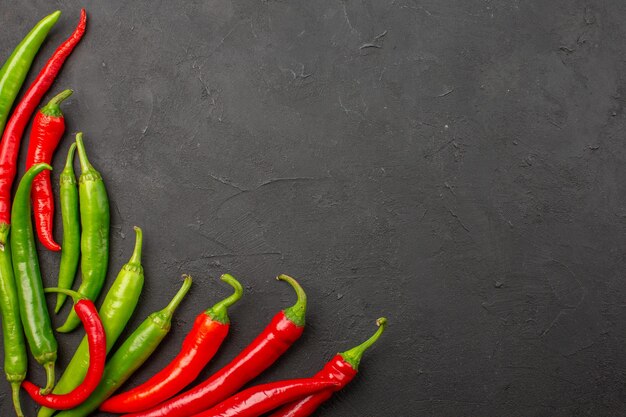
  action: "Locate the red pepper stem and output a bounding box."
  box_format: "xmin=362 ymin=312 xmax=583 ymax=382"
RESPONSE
xmin=11 ymin=382 xmax=23 ymax=417
xmin=205 ymin=274 xmax=243 ymax=324
xmin=129 ymin=226 xmax=143 ymax=264
xmin=278 ymin=274 xmax=307 ymax=327
xmin=162 ymin=275 xmax=193 ymax=317
xmin=40 ymin=89 xmax=72 ymax=117
xmin=74 ymin=132 xmax=93 ymax=172
xmin=44 ymin=287 xmax=85 ymax=303
xmin=339 ymin=317 xmax=387 ymax=371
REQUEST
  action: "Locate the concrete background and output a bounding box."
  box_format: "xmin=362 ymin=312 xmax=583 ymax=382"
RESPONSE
xmin=2 ymin=1 xmax=626 ymax=416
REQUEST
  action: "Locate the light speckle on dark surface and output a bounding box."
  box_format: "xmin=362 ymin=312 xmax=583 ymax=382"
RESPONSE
xmin=1 ymin=1 xmax=626 ymax=416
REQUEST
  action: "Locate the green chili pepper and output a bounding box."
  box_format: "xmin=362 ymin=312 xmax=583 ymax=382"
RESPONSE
xmin=37 ymin=226 xmax=145 ymax=417
xmin=58 ymin=132 xmax=110 ymax=332
xmin=0 ymin=11 xmax=60 ymax=135
xmin=55 ymin=276 xmax=193 ymax=417
xmin=0 ymin=241 xmax=26 ymax=417
xmin=11 ymin=163 xmax=57 ymax=394
xmin=55 ymin=143 xmax=80 ymax=313
xmin=0 ymin=13 xmax=60 ymax=415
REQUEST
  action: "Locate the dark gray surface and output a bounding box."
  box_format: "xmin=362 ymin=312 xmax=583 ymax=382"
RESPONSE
xmin=2 ymin=1 xmax=626 ymax=416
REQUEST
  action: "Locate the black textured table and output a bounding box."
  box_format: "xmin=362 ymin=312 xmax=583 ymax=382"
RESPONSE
xmin=2 ymin=1 xmax=626 ymax=416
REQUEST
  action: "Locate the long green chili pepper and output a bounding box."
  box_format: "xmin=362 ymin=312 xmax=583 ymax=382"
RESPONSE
xmin=55 ymin=276 xmax=193 ymax=417
xmin=11 ymin=163 xmax=57 ymax=394
xmin=0 ymin=11 xmax=60 ymax=135
xmin=38 ymin=226 xmax=145 ymax=417
xmin=55 ymin=143 xmax=80 ymax=313
xmin=58 ymin=132 xmax=110 ymax=332
xmin=0 ymin=17 xmax=62 ymax=402
xmin=0 ymin=241 xmax=26 ymax=417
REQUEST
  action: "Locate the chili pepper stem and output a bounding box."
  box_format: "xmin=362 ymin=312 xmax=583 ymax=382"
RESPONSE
xmin=64 ymin=142 xmax=77 ymax=170
xmin=277 ymin=274 xmax=307 ymax=327
xmin=40 ymin=89 xmax=72 ymax=117
xmin=340 ymin=317 xmax=387 ymax=370
xmin=129 ymin=226 xmax=143 ymax=264
xmin=205 ymin=274 xmax=243 ymax=324
xmin=11 ymin=382 xmax=24 ymax=417
xmin=163 ymin=276 xmax=193 ymax=317
xmin=74 ymin=132 xmax=93 ymax=172
xmin=45 ymin=287 xmax=85 ymax=303
xmin=42 ymin=362 xmax=55 ymax=395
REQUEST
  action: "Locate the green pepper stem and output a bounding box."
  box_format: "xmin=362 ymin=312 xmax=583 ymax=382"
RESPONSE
xmin=11 ymin=382 xmax=23 ymax=417
xmin=205 ymin=274 xmax=243 ymax=324
xmin=64 ymin=142 xmax=76 ymax=170
xmin=41 ymin=362 xmax=55 ymax=395
xmin=48 ymin=89 xmax=73 ymax=106
xmin=41 ymin=89 xmax=72 ymax=117
xmin=74 ymin=132 xmax=93 ymax=172
xmin=129 ymin=226 xmax=143 ymax=264
xmin=163 ymin=275 xmax=193 ymax=316
xmin=340 ymin=317 xmax=387 ymax=371
xmin=44 ymin=287 xmax=85 ymax=303
xmin=278 ymin=274 xmax=307 ymax=327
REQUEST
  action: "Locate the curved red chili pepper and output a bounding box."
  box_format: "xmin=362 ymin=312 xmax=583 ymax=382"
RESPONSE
xmin=268 ymin=318 xmax=387 ymax=417
xmin=125 ymin=274 xmax=307 ymax=417
xmin=100 ymin=274 xmax=243 ymax=414
xmin=21 ymin=288 xmax=105 ymax=409
xmin=191 ymin=379 xmax=339 ymax=417
xmin=25 ymin=89 xmax=72 ymax=251
xmin=0 ymin=9 xmax=86 ymax=241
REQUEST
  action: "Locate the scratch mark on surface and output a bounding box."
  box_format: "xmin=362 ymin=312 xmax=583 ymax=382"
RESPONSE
xmin=448 ymin=208 xmax=470 ymax=233
xmin=207 ymin=173 xmax=246 ymax=192
xmin=137 ymin=89 xmax=154 ymax=142
xmin=338 ymin=96 xmax=363 ymax=118
xmin=341 ymin=1 xmax=357 ymax=34
xmin=424 ymin=138 xmax=456 ymax=158
xmin=436 ymin=87 xmax=455 ymax=97
xmin=198 ymin=251 xmax=283 ymax=260
xmin=444 ymin=182 xmax=456 ymax=196
xmin=360 ymin=43 xmax=382 ymax=50
xmin=215 ymin=177 xmax=333 ymax=213
xmin=360 ymin=30 xmax=388 ymax=50
xmin=215 ymin=20 xmax=244 ymax=51
xmin=541 ymin=310 xmax=564 ymax=336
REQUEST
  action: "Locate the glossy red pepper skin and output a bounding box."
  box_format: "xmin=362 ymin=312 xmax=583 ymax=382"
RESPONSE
xmin=191 ymin=379 xmax=339 ymax=417
xmin=126 ymin=275 xmax=306 ymax=417
xmin=128 ymin=313 xmax=303 ymax=417
xmin=269 ymin=317 xmax=387 ymax=417
xmin=269 ymin=356 xmax=355 ymax=417
xmin=22 ymin=291 xmax=105 ymax=409
xmin=26 ymin=89 xmax=72 ymax=251
xmin=0 ymin=9 xmax=85 ymax=231
xmin=101 ymin=274 xmax=243 ymax=414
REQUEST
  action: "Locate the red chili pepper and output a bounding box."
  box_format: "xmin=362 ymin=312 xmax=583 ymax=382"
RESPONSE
xmin=100 ymin=274 xmax=244 ymax=414
xmin=191 ymin=379 xmax=339 ymax=417
xmin=21 ymin=288 xmax=105 ymax=409
xmin=0 ymin=9 xmax=86 ymax=237
xmin=25 ymin=89 xmax=73 ymax=251
xmin=268 ymin=318 xmax=387 ymax=417
xmin=125 ymin=274 xmax=307 ymax=417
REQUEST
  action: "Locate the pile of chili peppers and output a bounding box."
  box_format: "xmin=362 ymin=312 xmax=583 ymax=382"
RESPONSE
xmin=0 ymin=9 xmax=388 ymax=417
